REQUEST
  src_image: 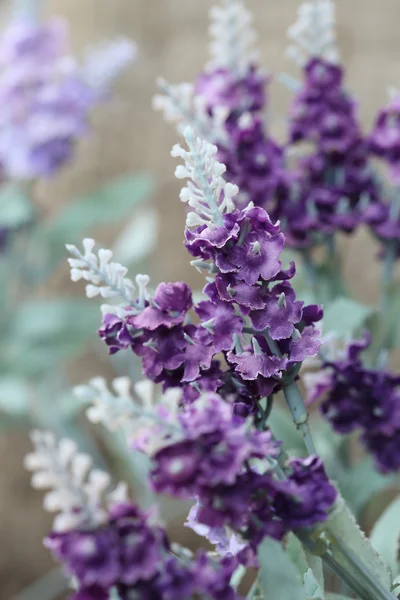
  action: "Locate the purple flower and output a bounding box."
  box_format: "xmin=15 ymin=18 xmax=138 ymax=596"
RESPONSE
xmin=288 ymin=58 xmax=358 ymax=155
xmin=314 ymin=334 xmax=400 ymax=472
xmin=70 ymin=586 xmax=109 ymax=600
xmin=132 ymin=282 xmax=192 ymax=330
xmin=195 ymin=298 xmax=244 ymax=352
xmin=0 ymin=19 xmax=96 ymax=179
xmin=99 ymin=312 xmax=136 ymax=354
xmin=197 ymin=471 xmax=286 ymax=545
xmin=250 ymin=282 xmax=304 ymax=339
xmin=214 ymin=274 xmax=266 ymax=310
xmin=135 ymin=326 xmax=187 ymax=380
xmin=287 ymin=326 xmax=322 ymax=364
xmin=192 ymin=552 xmax=242 ymax=600
xmin=177 ymin=324 xmax=215 ymax=382
xmin=218 ymin=116 xmax=285 ymax=208
xmin=109 ymin=503 xmax=164 ymax=586
xmin=223 ymin=228 xmax=284 ymax=285
xmin=47 ymin=528 xmax=121 ymax=589
xmin=227 ymin=336 xmax=287 ymax=380
xmin=185 ymin=501 xmax=246 ymax=557
xmin=195 ymin=66 xmax=267 ymax=115
xmin=185 ymin=212 xmax=241 ymax=260
xmin=369 ymin=94 xmax=400 ymax=182
xmin=151 ymin=393 xmax=279 ymax=497
xmin=274 ymin=456 xmax=337 ymax=528
xmin=155 ymin=556 xmax=196 ymax=600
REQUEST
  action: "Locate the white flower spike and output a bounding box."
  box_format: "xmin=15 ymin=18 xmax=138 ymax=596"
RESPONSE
xmin=172 ymin=127 xmax=238 ymax=228
xmin=153 ymin=78 xmax=228 ymax=143
xmin=25 ymin=430 xmax=128 ymax=531
xmin=82 ymin=37 xmax=137 ymax=95
xmin=208 ymin=0 xmax=258 ymax=75
xmin=66 ymin=238 xmax=136 ymax=303
xmin=74 ymin=377 xmax=183 ymax=455
xmin=286 ymin=0 xmax=338 ymax=67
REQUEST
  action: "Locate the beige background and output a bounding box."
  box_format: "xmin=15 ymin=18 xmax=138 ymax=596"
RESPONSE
xmin=1 ymin=0 xmax=400 ymax=596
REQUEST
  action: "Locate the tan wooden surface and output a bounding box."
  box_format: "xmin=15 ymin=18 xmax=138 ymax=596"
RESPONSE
xmin=1 ymin=1 xmax=400 ymax=596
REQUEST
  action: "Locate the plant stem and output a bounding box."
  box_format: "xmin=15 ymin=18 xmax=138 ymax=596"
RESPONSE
xmin=321 ymin=551 xmax=374 ymax=600
xmin=283 ymin=381 xmax=316 ymax=455
xmin=301 ymin=248 xmax=319 ymax=301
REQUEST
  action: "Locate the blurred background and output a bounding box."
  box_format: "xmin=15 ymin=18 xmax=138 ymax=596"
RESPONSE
xmin=1 ymin=0 xmax=400 ymax=597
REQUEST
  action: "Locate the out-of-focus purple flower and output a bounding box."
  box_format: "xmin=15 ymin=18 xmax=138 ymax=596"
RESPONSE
xmin=218 ymin=115 xmax=285 ymax=208
xmin=310 ymin=334 xmax=400 ymax=472
xmin=47 ymin=527 xmax=121 ymax=589
xmin=369 ymin=93 xmax=400 ymax=183
xmin=288 ymin=58 xmax=357 ymax=154
xmin=151 ymin=393 xmax=278 ymax=497
xmin=185 ymin=500 xmax=246 ymax=557
xmin=275 ymin=57 xmax=376 ymax=249
xmin=109 ymin=503 xmax=164 ymax=586
xmin=195 ymin=66 xmax=267 ymax=116
xmin=70 ymin=586 xmax=109 ymax=600
xmin=0 ymin=18 xmax=134 ymax=180
xmin=274 ymin=456 xmax=337 ymax=528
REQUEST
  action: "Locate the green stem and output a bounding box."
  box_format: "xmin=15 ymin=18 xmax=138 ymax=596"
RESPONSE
xmin=321 ymin=551 xmax=374 ymax=600
xmin=380 ymin=242 xmax=397 ymax=316
xmin=301 ymin=248 xmax=319 ymax=301
xmin=283 ymin=382 xmax=316 ymax=455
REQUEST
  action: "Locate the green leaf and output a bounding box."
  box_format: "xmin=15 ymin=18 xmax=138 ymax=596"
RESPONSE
xmin=339 ymin=458 xmax=397 ymax=516
xmin=6 ymin=299 xmax=100 ymax=376
xmin=286 ymin=533 xmax=309 ymax=577
xmin=305 ymin=551 xmax=324 ymax=594
xmin=0 ymin=377 xmax=29 ymax=416
xmin=32 ymin=174 xmax=153 ymax=277
xmin=325 ymin=596 xmax=354 ymax=600
xmin=322 ymin=297 xmax=374 ymax=338
xmin=112 ymin=207 xmax=158 ymax=265
xmin=303 ymin=568 xmax=324 ymax=599
xmin=0 ymin=183 xmax=33 ymax=227
xmin=258 ymin=537 xmax=307 ymax=600
xmin=370 ymin=496 xmax=400 ymax=577
xmin=324 ymin=495 xmax=392 ymax=590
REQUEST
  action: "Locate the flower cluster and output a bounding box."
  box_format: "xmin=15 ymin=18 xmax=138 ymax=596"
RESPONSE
xmin=70 ymin=382 xmax=337 ymax=563
xmin=0 ymin=17 xmax=134 ymax=179
xmin=308 ymin=334 xmax=400 ymax=472
xmin=149 ymin=393 xmax=336 ymax=556
xmin=80 ymin=130 xmax=323 ymax=412
xmin=154 ymin=0 xmax=400 ymax=257
xmin=25 ymin=431 xmax=242 ymax=600
xmin=274 ymin=57 xmax=376 ymax=249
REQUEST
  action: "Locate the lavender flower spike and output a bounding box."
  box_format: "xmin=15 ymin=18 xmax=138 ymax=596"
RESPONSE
xmin=286 ymin=0 xmax=338 ymax=66
xmin=172 ymin=127 xmax=239 ymax=227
